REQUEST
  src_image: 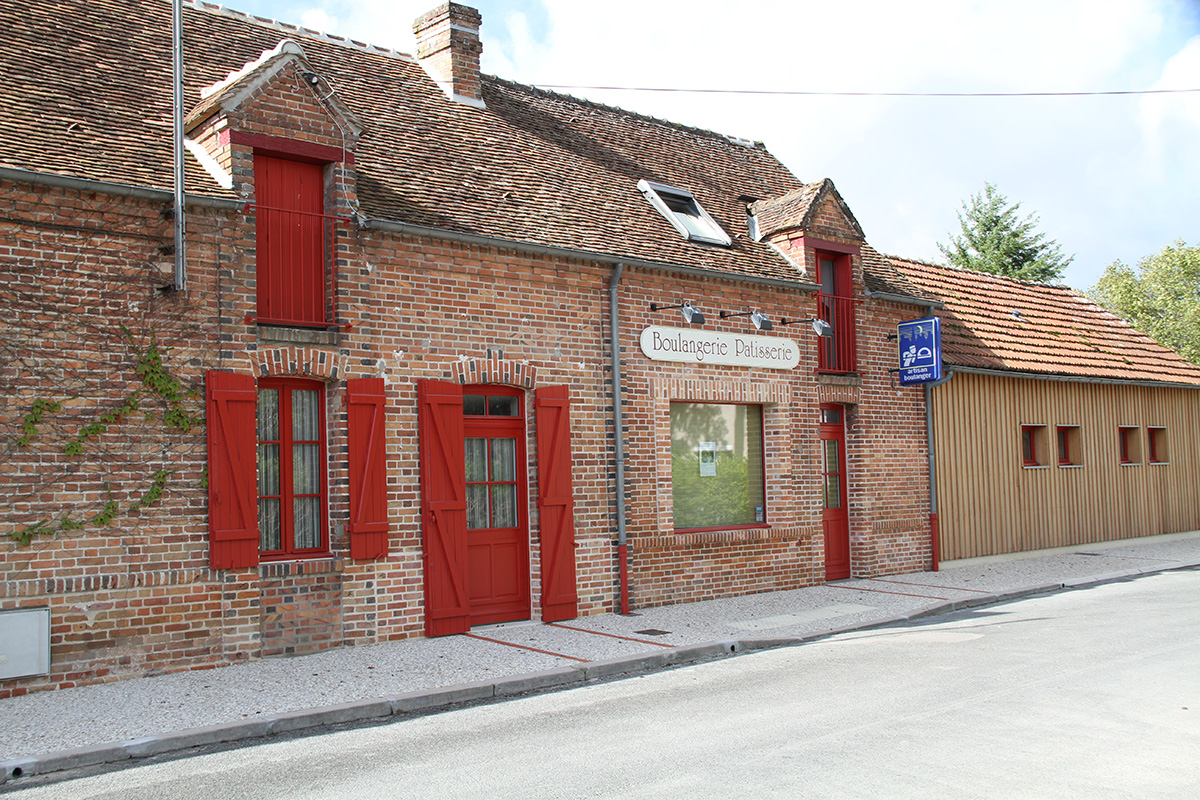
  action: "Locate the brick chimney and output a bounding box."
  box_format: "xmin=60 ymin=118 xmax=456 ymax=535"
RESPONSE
xmin=413 ymin=3 xmax=485 ymax=108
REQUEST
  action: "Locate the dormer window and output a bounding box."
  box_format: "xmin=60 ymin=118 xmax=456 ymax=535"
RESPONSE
xmin=638 ymin=179 xmax=731 ymax=246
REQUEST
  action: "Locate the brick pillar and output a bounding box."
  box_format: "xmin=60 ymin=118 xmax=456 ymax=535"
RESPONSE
xmin=413 ymin=3 xmax=485 ymax=108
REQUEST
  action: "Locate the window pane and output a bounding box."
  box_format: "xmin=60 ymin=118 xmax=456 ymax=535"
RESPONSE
xmin=490 ymin=484 xmax=517 ymax=528
xmin=490 ymin=438 xmax=516 ymax=481
xmin=257 ymin=388 xmax=279 ymax=441
xmin=293 ymin=443 xmax=320 ymax=494
xmin=463 ymin=394 xmax=486 ymax=416
xmin=292 ymin=389 xmax=320 ymax=440
xmin=466 ymin=484 xmax=489 ymax=529
xmin=293 ymin=497 xmax=320 ymax=549
xmin=465 ymin=438 xmax=488 ymax=482
xmin=820 ymin=258 xmax=837 ymax=295
xmin=821 ymin=408 xmax=841 ymax=424
xmin=258 ymin=444 xmax=280 ymax=496
xmin=823 ymin=439 xmax=840 ymax=474
xmin=488 ymin=395 xmax=518 ymax=416
xmin=259 ymin=498 xmax=281 ymax=551
xmin=824 ymin=474 xmax=842 ymax=509
xmin=670 ymin=402 xmax=764 ymax=529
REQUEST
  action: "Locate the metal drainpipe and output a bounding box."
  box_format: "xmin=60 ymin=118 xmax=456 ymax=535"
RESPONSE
xmin=924 ymin=370 xmax=955 ymax=571
xmin=609 ymin=263 xmax=629 ymax=614
xmin=171 ymin=0 xmax=186 ymax=290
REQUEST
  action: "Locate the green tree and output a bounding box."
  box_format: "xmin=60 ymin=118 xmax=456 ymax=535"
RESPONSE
xmin=1088 ymin=240 xmax=1200 ymax=365
xmin=939 ymin=182 xmax=1073 ymax=282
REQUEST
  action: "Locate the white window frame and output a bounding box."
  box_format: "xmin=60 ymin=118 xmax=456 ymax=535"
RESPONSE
xmin=637 ymin=179 xmax=731 ymax=246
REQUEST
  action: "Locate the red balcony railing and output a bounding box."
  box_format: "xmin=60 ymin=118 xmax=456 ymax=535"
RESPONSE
xmin=816 ymin=293 xmax=857 ymax=374
xmin=247 ymin=204 xmax=349 ymax=329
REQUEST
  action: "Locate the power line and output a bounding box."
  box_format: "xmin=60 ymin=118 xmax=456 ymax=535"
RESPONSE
xmin=531 ymin=85 xmax=1200 ymax=98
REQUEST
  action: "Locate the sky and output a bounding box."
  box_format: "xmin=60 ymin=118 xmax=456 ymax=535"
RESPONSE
xmin=222 ymin=0 xmax=1200 ymax=291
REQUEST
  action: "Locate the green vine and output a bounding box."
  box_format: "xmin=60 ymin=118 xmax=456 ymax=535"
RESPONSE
xmin=7 ymin=325 xmax=201 ymax=546
xmin=16 ymin=398 xmax=63 ymax=447
xmin=121 ymin=325 xmax=202 ymax=433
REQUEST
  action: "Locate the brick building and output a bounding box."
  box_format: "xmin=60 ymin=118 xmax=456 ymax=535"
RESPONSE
xmin=0 ymin=0 xmax=937 ymax=695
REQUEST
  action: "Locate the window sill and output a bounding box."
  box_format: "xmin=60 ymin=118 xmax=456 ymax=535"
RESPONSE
xmin=1021 ymin=464 xmax=1051 ymax=470
xmin=1120 ymin=461 xmax=1142 ymax=467
xmin=674 ymin=523 xmax=771 ymax=534
xmin=257 ymin=325 xmax=341 ymax=347
xmin=1057 ymin=464 xmax=1084 ymax=469
xmin=1149 ymin=460 xmax=1170 ymax=466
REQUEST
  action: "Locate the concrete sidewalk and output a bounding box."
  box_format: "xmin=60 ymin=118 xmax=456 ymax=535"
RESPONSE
xmin=4 ymin=531 xmax=1199 ymax=783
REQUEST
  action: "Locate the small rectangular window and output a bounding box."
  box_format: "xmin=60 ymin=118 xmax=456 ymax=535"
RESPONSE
xmin=638 ymin=179 xmax=731 ymax=246
xmin=1021 ymin=425 xmax=1045 ymax=467
xmin=1056 ymin=425 xmax=1081 ymax=467
xmin=1148 ymin=427 xmax=1168 ymax=464
xmin=1118 ymin=426 xmax=1141 ymax=465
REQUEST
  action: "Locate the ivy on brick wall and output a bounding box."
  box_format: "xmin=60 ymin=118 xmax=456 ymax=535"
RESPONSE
xmin=4 ymin=323 xmax=204 ymax=547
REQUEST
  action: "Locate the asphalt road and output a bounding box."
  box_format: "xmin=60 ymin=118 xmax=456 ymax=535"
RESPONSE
xmin=10 ymin=568 xmax=1200 ymax=799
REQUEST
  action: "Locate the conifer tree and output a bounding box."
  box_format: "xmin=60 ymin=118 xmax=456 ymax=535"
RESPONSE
xmin=939 ymin=182 xmax=1072 ymax=282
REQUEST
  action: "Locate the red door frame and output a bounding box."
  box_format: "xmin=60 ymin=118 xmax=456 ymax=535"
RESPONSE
xmin=462 ymin=385 xmax=531 ymax=625
xmin=820 ymin=404 xmax=851 ymax=581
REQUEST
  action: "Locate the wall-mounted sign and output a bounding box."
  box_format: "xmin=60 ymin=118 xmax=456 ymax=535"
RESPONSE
xmin=639 ymin=326 xmax=800 ymax=370
xmin=897 ymin=317 xmax=942 ymax=385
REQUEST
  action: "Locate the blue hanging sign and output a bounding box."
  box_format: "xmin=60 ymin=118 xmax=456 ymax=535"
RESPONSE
xmin=897 ymin=317 xmax=942 ymax=385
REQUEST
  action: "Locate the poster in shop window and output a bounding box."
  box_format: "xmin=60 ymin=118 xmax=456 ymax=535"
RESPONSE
xmin=699 ymin=442 xmax=717 ymax=477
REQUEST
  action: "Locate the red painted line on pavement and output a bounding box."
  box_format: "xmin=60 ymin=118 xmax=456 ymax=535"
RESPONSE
xmin=464 ymin=632 xmax=590 ymax=662
xmin=546 ymin=622 xmax=674 ymax=648
xmin=827 ymin=584 xmax=948 ymax=601
xmin=868 ymin=578 xmax=992 ymax=594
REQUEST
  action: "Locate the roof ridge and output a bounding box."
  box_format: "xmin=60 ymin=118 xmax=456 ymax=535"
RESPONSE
xmin=189 ymin=1 xmax=418 ymax=63
xmin=884 ymin=253 xmax=1072 ymax=291
xmin=485 ymin=74 xmax=765 ymax=152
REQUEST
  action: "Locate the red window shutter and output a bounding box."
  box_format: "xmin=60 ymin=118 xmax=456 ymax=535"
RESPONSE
xmin=535 ymin=385 xmax=578 ymax=622
xmin=347 ymin=378 xmax=389 ymax=560
xmin=418 ymin=379 xmax=470 ymax=636
xmin=206 ymin=371 xmax=260 ymax=570
xmin=255 ymin=154 xmax=326 ymax=326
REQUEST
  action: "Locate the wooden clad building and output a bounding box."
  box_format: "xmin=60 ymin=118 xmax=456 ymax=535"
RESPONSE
xmin=891 ymin=258 xmax=1200 ymax=561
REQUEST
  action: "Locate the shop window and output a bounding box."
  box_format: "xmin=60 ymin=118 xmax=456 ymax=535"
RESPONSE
xmin=254 ymin=153 xmax=340 ymax=328
xmin=257 ymin=378 xmax=327 ymax=558
xmin=1118 ymin=426 xmax=1141 ymax=465
xmin=1021 ymin=424 xmax=1046 ymax=467
xmin=670 ymin=402 xmax=765 ymax=529
xmin=1056 ymin=425 xmax=1081 ymax=467
xmin=816 ymin=253 xmax=856 ymax=373
xmin=1148 ymin=427 xmax=1168 ymax=464
xmin=637 ymin=179 xmax=731 ymax=246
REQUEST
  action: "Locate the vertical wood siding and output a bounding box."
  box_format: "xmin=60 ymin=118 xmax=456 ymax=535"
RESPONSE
xmin=933 ymin=372 xmax=1200 ymax=560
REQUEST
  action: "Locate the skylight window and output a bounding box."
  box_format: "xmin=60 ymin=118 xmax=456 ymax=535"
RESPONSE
xmin=637 ymin=179 xmax=731 ymax=246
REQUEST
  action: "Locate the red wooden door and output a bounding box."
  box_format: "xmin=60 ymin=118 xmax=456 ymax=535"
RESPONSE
xmin=820 ymin=405 xmax=851 ymax=581
xmin=463 ymin=392 xmax=530 ymax=625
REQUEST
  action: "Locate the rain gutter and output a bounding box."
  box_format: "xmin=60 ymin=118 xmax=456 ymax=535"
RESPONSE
xmin=0 ymin=167 xmax=241 ymax=209
xmin=361 ymin=217 xmax=821 ymax=293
